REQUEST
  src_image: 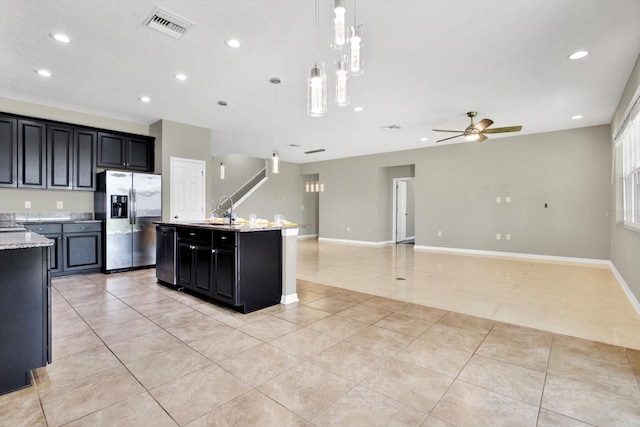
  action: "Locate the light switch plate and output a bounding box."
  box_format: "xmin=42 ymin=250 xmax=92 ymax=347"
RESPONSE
xmin=56 ymin=201 xmax=63 ymax=209
xmin=496 ymin=197 xmax=501 ymax=204
xmin=496 ymin=233 xmax=501 ymax=240
xmin=25 ymin=201 xmax=31 ymax=208
xmin=506 ymin=196 xmax=511 ymax=203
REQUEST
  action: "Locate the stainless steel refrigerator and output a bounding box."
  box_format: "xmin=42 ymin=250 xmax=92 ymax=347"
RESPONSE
xmin=95 ymin=171 xmax=162 ymax=272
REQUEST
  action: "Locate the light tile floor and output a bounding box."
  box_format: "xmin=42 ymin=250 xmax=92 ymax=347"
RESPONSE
xmin=0 ymin=241 xmax=639 ymax=426
xmin=297 ymin=240 xmax=640 ymax=350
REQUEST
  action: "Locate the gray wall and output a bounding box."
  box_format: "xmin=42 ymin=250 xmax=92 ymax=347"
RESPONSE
xmin=302 ymin=125 xmax=612 ymax=260
xmin=0 ymin=97 xmax=149 ymax=214
xmin=151 ymin=119 xmax=212 ymax=222
xmin=610 ymin=54 xmax=640 ymax=303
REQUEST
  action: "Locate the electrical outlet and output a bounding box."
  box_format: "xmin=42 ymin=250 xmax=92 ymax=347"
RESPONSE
xmin=496 ymin=233 xmax=501 ymax=240
xmin=25 ymin=201 xmax=31 ymax=209
xmin=506 ymin=196 xmax=511 ymax=204
xmin=506 ymin=234 xmax=511 ymax=241
xmin=301 ymin=205 xmax=304 ymax=210
xmin=56 ymin=201 xmax=63 ymax=209
xmin=346 ymin=226 xmax=350 ymax=232
xmin=496 ymin=197 xmax=501 ymax=204
xmin=437 ymin=230 xmax=442 ymax=237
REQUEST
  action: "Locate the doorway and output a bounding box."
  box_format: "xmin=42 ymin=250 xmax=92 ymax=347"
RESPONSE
xmin=170 ymin=157 xmax=206 ymax=221
xmin=393 ymin=177 xmax=415 ymax=244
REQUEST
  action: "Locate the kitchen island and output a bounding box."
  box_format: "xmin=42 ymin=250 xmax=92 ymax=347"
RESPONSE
xmin=155 ymin=222 xmax=299 ymax=313
xmin=0 ymin=230 xmax=52 ymax=395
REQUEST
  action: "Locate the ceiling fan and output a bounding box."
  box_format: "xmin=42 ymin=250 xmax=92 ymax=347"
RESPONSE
xmin=433 ymin=111 xmax=523 ymax=143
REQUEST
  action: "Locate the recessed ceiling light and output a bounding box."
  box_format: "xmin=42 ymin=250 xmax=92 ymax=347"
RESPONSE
xmin=217 ymin=100 xmax=228 ymax=106
xmin=420 ymin=137 xmax=429 ymax=142
xmin=571 ymin=115 xmax=583 ymax=120
xmin=225 ymin=39 xmax=241 ymax=48
xmin=174 ymin=73 xmax=187 ymax=81
xmin=568 ymin=50 xmax=589 ymax=60
xmin=287 ymin=144 xmax=302 ymax=148
xmin=353 ymin=106 xmax=364 ymax=112
xmin=139 ymin=96 xmax=151 ymax=103
xmin=49 ymin=33 xmax=71 ymax=43
xmin=35 ymin=69 xmax=52 ymax=77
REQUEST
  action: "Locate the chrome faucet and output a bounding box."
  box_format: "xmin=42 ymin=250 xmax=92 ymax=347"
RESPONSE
xmin=216 ymin=196 xmax=234 ymax=224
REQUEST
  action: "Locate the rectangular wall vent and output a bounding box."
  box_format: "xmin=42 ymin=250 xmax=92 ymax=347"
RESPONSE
xmin=143 ymin=6 xmax=195 ymax=39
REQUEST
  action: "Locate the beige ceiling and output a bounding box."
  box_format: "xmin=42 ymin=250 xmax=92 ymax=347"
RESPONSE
xmin=1 ymin=0 xmax=639 ymax=163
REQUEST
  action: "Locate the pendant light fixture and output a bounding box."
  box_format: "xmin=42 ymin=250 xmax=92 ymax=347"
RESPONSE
xmin=220 ymin=160 xmax=225 ymax=179
xmin=349 ymin=0 xmax=363 ymax=76
xmin=332 ymin=0 xmax=346 ymax=49
xmin=308 ymin=0 xmax=327 ymax=117
xmin=272 ymin=149 xmax=280 ymax=174
xmin=335 ymin=53 xmax=349 ymax=106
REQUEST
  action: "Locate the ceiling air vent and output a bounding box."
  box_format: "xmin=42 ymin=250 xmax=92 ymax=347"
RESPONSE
xmin=305 ymin=149 xmax=326 ymax=154
xmin=143 ymin=6 xmax=195 ymax=39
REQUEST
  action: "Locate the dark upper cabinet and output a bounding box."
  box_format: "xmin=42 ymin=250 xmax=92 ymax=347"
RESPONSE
xmin=97 ymin=132 xmax=154 ymax=171
xmin=47 ymin=124 xmax=73 ymax=189
xmin=73 ymin=129 xmax=97 ymax=191
xmin=127 ymin=136 xmax=154 ymax=171
xmin=97 ymin=132 xmax=126 ymax=168
xmin=17 ymin=119 xmax=46 ymax=188
xmin=0 ymin=116 xmax=17 ymax=187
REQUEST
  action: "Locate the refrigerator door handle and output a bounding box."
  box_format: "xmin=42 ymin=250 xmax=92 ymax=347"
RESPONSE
xmin=128 ymin=189 xmax=134 ymax=224
xmin=131 ymin=189 xmax=137 ymax=224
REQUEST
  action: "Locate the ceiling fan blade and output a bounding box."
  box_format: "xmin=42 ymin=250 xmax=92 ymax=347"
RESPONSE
xmin=474 ymin=119 xmax=494 ymax=132
xmin=432 ymin=129 xmax=466 ymax=133
xmin=477 ymin=133 xmax=488 ymax=143
xmin=436 ymin=134 xmax=464 ymax=143
xmin=483 ymin=125 xmax=523 ymax=134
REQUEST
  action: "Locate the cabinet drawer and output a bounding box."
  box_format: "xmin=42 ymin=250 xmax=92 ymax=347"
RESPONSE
xmin=212 ymin=230 xmax=236 ymax=247
xmin=24 ymin=223 xmax=62 ymax=234
xmin=177 ymin=227 xmax=211 ymax=243
xmin=63 ymin=222 xmax=101 ymax=233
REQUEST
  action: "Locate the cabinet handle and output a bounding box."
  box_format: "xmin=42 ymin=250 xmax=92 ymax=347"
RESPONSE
xmin=220 ymin=236 xmax=228 ymax=240
xmin=189 ymin=232 xmax=196 ymax=236
xmin=211 ymin=249 xmax=216 ymax=254
xmin=190 ymin=245 xmax=195 ymax=250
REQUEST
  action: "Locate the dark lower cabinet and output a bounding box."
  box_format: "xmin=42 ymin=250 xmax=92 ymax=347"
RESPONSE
xmin=168 ymin=226 xmax=281 ymax=313
xmin=23 ymin=223 xmax=102 ymax=276
xmin=156 ymin=226 xmax=176 ymax=285
xmin=0 ymin=245 xmax=51 ymax=396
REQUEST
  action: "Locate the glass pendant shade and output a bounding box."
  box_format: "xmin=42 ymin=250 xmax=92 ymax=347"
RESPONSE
xmin=333 ymin=0 xmax=346 ymax=49
xmin=349 ymin=25 xmax=363 ymax=76
xmin=272 ymin=150 xmax=279 ymax=174
xmin=307 ymin=62 xmax=327 ymax=117
xmin=335 ymin=55 xmax=349 ymax=106
xmin=220 ymin=162 xmax=225 ymax=179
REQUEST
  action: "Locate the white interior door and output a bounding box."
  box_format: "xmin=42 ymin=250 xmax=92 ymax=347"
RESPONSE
xmin=170 ymin=157 xmax=205 ymax=221
xmin=396 ymin=180 xmax=408 ymax=241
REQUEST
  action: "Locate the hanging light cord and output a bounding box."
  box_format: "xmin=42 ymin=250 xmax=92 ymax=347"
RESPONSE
xmin=353 ymin=0 xmax=357 ymax=26
xmin=315 ymin=0 xmax=320 ymax=62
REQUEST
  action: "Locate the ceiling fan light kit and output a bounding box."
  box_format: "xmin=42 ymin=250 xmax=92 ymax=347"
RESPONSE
xmin=433 ymin=111 xmax=523 ymax=143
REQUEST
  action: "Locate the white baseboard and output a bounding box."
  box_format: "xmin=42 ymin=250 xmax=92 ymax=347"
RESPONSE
xmin=281 ymin=293 xmax=299 ymax=304
xmin=413 ymin=245 xmax=610 ymax=266
xmin=608 ymin=262 xmax=640 ymax=316
xmin=298 ymin=234 xmax=318 ymax=240
xmin=318 ymin=237 xmax=394 ymax=247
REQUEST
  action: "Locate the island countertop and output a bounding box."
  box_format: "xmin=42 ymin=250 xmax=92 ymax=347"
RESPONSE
xmin=155 ymin=221 xmax=299 ymax=233
xmin=0 ymin=231 xmax=54 ymax=250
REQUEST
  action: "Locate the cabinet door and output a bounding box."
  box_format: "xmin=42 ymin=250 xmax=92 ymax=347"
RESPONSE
xmin=126 ymin=136 xmax=154 ymax=171
xmin=0 ymin=116 xmax=17 ymax=187
xmin=193 ymin=244 xmax=213 ymax=296
xmin=46 ymin=234 xmax=63 ymax=274
xmin=177 ymin=241 xmax=195 ymax=289
xmin=156 ymin=227 xmax=176 ymax=285
xmin=64 ymin=232 xmax=101 ymax=271
xmin=213 ymin=247 xmax=237 ymax=304
xmin=97 ymin=132 xmax=126 ymax=168
xmin=47 ymin=124 xmax=73 ymax=189
xmin=73 ymin=129 xmax=97 ymax=190
xmin=17 ymin=119 xmax=46 ymax=188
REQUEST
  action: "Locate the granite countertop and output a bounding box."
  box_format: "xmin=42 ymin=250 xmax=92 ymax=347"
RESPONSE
xmin=0 ymin=231 xmax=54 ymax=250
xmin=156 ymin=221 xmax=299 ymax=233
